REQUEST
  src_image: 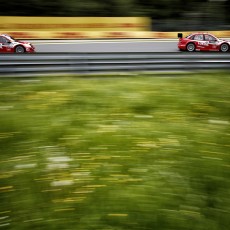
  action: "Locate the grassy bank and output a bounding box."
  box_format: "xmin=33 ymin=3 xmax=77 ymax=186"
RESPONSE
xmin=0 ymin=73 xmax=229 ymax=230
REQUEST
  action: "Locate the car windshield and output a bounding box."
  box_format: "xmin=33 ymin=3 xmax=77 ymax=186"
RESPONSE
xmin=3 ymin=34 xmax=18 ymax=42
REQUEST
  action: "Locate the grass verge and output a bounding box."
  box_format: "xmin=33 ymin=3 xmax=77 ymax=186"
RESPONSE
xmin=0 ymin=72 xmax=230 ymax=230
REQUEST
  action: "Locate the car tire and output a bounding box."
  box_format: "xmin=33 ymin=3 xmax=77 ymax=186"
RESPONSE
xmin=15 ymin=45 xmax=25 ymax=53
xmin=186 ymin=43 xmax=196 ymax=52
xmin=220 ymin=43 xmax=229 ymax=52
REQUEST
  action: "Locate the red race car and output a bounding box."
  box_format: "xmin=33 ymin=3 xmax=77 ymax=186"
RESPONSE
xmin=178 ymin=32 xmax=230 ymax=52
xmin=0 ymin=34 xmax=35 ymax=53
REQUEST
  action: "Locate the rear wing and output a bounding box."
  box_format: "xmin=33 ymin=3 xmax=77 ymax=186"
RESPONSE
xmin=177 ymin=33 xmax=183 ymax=39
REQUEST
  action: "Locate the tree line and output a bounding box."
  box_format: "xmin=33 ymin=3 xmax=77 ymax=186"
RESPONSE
xmin=1 ymin=0 xmax=230 ymax=28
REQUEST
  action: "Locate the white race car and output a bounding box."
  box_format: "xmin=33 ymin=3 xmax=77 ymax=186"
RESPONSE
xmin=0 ymin=34 xmax=35 ymax=53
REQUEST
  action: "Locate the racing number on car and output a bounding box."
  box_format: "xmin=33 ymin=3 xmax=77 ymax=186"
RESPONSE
xmin=198 ymin=41 xmax=209 ymax=46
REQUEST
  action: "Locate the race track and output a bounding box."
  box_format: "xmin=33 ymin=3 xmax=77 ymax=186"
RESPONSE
xmin=32 ymin=39 xmax=178 ymax=53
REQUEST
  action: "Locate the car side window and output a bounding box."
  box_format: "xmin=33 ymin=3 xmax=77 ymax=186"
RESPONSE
xmin=204 ymin=35 xmax=216 ymax=41
xmin=194 ymin=34 xmax=204 ymax=41
xmin=0 ymin=36 xmax=9 ymax=44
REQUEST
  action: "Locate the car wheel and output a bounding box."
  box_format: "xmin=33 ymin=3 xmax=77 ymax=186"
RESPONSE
xmin=220 ymin=43 xmax=229 ymax=52
xmin=15 ymin=45 xmax=25 ymax=53
xmin=186 ymin=43 xmax=196 ymax=52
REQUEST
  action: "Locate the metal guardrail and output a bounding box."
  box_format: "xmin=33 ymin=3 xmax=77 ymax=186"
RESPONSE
xmin=0 ymin=52 xmax=230 ymax=76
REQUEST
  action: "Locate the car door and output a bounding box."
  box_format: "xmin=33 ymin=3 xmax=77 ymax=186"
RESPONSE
xmin=193 ymin=34 xmax=209 ymax=51
xmin=204 ymin=34 xmax=219 ymax=51
xmin=0 ymin=36 xmax=13 ymax=52
xmin=0 ymin=36 xmax=5 ymax=52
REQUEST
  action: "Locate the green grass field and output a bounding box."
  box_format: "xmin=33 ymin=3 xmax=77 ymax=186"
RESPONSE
xmin=0 ymin=72 xmax=230 ymax=230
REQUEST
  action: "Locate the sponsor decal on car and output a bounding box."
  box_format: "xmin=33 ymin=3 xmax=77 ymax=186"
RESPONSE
xmin=198 ymin=41 xmax=209 ymax=46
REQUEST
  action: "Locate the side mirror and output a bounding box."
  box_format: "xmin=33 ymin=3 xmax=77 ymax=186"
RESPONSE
xmin=178 ymin=33 xmax=183 ymax=39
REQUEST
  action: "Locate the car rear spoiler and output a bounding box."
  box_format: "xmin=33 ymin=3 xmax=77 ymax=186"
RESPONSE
xmin=178 ymin=33 xmax=183 ymax=39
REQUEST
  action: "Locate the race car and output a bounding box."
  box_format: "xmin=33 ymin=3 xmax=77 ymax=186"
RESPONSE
xmin=0 ymin=34 xmax=35 ymax=53
xmin=178 ymin=32 xmax=230 ymax=52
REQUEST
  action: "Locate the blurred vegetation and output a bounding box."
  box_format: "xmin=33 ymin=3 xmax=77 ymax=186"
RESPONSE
xmin=0 ymin=0 xmax=230 ymax=30
xmin=0 ymin=72 xmax=230 ymax=230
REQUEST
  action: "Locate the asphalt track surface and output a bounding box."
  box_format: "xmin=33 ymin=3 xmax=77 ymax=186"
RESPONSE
xmin=31 ymin=39 xmax=179 ymax=53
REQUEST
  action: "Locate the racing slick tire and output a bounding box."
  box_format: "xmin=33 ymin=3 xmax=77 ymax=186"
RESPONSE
xmin=15 ymin=45 xmax=25 ymax=53
xmin=186 ymin=43 xmax=196 ymax=52
xmin=220 ymin=43 xmax=229 ymax=52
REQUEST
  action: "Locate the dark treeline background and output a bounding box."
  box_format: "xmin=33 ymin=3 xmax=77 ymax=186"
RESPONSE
xmin=1 ymin=0 xmax=230 ymax=31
